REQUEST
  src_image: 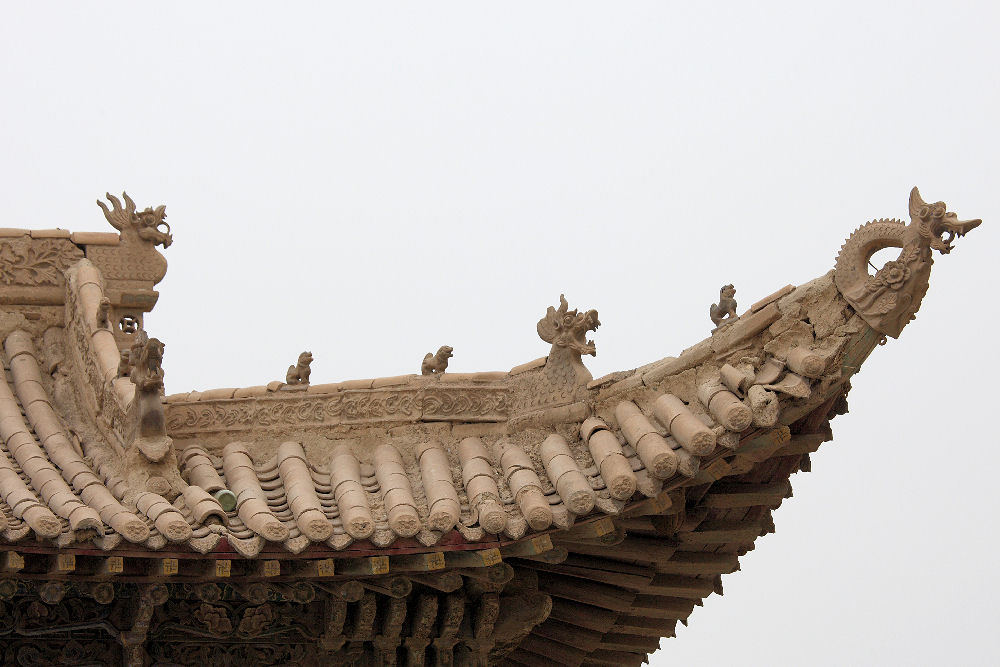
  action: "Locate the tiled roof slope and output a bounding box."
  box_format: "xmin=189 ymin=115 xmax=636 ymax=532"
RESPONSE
xmin=0 ymin=240 xmax=868 ymax=560
xmin=0 ymin=187 xmax=979 ymax=666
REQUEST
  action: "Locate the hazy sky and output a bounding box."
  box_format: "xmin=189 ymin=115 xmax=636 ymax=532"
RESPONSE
xmin=2 ymin=3 xmax=998 ymax=664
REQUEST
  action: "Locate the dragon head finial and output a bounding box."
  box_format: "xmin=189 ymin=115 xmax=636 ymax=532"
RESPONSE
xmin=97 ymin=191 xmax=173 ymax=248
xmin=909 ymin=187 xmax=981 ymax=255
xmin=537 ymin=294 xmax=600 ymax=357
xmin=835 ymin=188 xmax=982 ymax=339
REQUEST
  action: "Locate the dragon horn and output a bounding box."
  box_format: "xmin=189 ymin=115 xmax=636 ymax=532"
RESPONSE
xmin=122 ymin=191 xmax=136 ymax=214
xmin=908 ymin=186 xmax=926 ymax=219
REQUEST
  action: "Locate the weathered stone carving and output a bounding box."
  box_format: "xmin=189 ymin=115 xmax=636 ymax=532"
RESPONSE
xmin=0 ymin=236 xmax=83 ymax=286
xmin=96 ymin=297 xmax=111 ymax=328
xmin=127 ymin=330 xmax=165 ymax=393
xmin=117 ymin=349 xmax=131 ymax=378
xmin=119 ymin=314 xmax=139 ymax=335
xmin=538 ymin=294 xmax=599 ymax=357
xmin=835 ymin=187 xmax=981 ymax=338
xmin=537 ymin=294 xmax=599 ymax=389
xmin=96 ymin=191 xmax=173 ymax=248
xmin=421 ymin=345 xmax=453 ymax=375
xmin=710 ymin=284 xmax=738 ymax=327
xmin=285 ymin=351 xmax=313 ymax=385
xmin=125 ymin=330 xmax=171 ymax=462
xmin=165 ymin=386 xmax=510 ymax=433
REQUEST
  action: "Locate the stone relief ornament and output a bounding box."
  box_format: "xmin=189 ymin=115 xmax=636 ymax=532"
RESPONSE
xmin=96 ymin=191 xmax=172 ymax=248
xmin=286 ymin=351 xmax=313 ymax=385
xmin=421 ymin=345 xmax=453 ymax=375
xmin=0 ymin=236 xmax=83 ymax=286
xmin=165 ymin=386 xmax=509 ymax=433
xmin=124 ymin=330 xmax=172 ymax=461
xmin=537 ymin=294 xmax=600 ymax=388
xmin=710 ymin=284 xmax=738 ymax=327
xmin=127 ymin=330 xmax=165 ymax=393
xmin=90 ymin=191 xmax=170 ymax=284
xmin=96 ymin=297 xmax=111 ymax=328
xmin=834 ymin=187 xmax=981 ymax=338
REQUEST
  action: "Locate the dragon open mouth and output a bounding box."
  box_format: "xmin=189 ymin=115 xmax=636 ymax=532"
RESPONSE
xmin=934 ymin=216 xmax=982 ymax=253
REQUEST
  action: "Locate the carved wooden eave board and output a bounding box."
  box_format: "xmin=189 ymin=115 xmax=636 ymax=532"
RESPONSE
xmin=0 ymin=188 xmax=981 ymax=666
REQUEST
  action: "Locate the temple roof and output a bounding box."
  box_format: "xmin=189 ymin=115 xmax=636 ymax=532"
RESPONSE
xmin=0 ymin=188 xmax=981 ymax=665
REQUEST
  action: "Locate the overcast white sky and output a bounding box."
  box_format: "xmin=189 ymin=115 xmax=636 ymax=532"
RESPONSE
xmin=2 ymin=2 xmax=998 ymax=664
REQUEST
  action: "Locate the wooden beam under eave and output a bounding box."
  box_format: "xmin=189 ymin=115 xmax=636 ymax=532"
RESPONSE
xmin=517 ymin=559 xmax=653 ymax=590
xmin=531 ymin=619 xmax=604 ymax=652
xmin=500 ymin=534 xmax=554 ymax=558
xmin=612 ymin=615 xmax=678 ymax=637
xmin=558 ymin=534 xmax=678 ymax=563
xmin=547 ymin=598 xmax=619 ymax=632
xmin=774 ymin=431 xmax=829 ymax=456
xmin=677 ymin=519 xmax=768 ymax=545
xmin=598 ymin=632 xmax=662 ymax=654
xmin=700 ymin=480 xmax=792 ymax=509
xmin=583 ymin=648 xmax=650 ymax=667
xmin=655 ymin=551 xmax=740 ymax=575
xmin=614 ymin=514 xmax=678 ymax=535
xmin=517 ymin=634 xmax=589 ymax=666
xmin=537 ymin=573 xmax=636 ymax=612
xmin=641 ymin=574 xmax=716 ymax=598
xmin=359 ymin=576 xmax=411 ymax=598
xmin=561 ymin=554 xmax=656 ymax=579
xmin=407 ymin=571 xmax=463 ymax=593
xmin=506 ymin=648 xmax=572 ymax=667
xmin=510 ymin=547 xmax=569 ymax=564
xmin=0 ymin=551 xmax=25 ymax=573
xmin=629 ymin=594 xmax=697 ymax=619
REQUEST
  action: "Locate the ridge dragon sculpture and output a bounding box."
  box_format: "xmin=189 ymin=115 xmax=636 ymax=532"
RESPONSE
xmin=97 ymin=191 xmax=173 ymax=249
xmin=537 ymin=294 xmax=600 ymax=390
xmin=834 ymin=187 xmax=981 ymax=338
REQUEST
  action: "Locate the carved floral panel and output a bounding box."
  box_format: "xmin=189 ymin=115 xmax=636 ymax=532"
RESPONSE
xmin=0 ymin=237 xmax=83 ymax=286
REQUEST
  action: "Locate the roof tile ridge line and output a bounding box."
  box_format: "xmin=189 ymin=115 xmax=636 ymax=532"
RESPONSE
xmin=3 ymin=329 xmax=149 ymax=543
xmin=165 ymin=372 xmax=513 ymax=403
xmin=0 ymin=331 xmax=102 ymax=534
xmin=79 ymin=432 xmax=134 ymax=510
xmin=63 ymin=260 xmax=135 ymax=452
xmin=67 ymin=258 xmax=127 ymax=394
xmin=0 ymin=227 xmax=119 ymax=245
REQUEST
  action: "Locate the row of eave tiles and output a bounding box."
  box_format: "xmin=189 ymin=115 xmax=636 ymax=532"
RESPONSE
xmin=0 ymin=327 xmax=740 ymax=556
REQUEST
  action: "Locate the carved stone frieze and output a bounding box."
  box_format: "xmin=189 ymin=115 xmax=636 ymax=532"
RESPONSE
xmin=165 ymin=386 xmax=510 ymax=434
xmin=0 ymin=236 xmax=83 ymax=287
xmin=2 ymin=638 xmax=120 ymax=667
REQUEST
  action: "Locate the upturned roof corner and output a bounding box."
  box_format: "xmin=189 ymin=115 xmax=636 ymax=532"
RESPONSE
xmin=0 ymin=186 xmax=983 ymax=665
